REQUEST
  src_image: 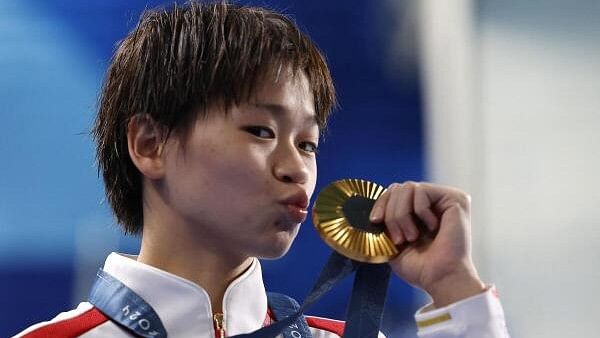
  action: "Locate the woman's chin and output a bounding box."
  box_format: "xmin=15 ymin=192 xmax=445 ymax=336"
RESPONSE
xmin=257 ymin=231 xmax=298 ymax=259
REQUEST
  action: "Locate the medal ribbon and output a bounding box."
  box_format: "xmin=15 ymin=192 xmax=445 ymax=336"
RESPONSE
xmin=88 ymin=252 xmax=391 ymax=338
xmin=89 ymin=269 xmax=167 ymax=338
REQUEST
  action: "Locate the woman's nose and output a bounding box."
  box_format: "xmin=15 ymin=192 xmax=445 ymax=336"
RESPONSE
xmin=273 ymin=145 xmax=310 ymax=184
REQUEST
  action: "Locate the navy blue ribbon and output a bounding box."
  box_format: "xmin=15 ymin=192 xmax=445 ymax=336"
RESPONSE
xmin=266 ymin=292 xmax=312 ymax=338
xmin=88 ymin=252 xmax=390 ymax=338
xmin=343 ymin=262 xmax=391 ymax=338
xmin=89 ymin=269 xmax=167 ymax=338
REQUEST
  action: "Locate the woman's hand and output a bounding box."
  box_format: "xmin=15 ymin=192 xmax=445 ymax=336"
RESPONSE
xmin=369 ymin=182 xmax=487 ymax=307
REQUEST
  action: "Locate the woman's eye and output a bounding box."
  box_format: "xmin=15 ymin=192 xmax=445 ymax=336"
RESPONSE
xmin=244 ymin=126 xmax=275 ymax=139
xmin=299 ymin=141 xmax=319 ymax=154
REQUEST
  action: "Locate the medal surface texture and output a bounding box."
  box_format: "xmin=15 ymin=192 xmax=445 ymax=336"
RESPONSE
xmin=312 ymin=179 xmax=399 ymax=263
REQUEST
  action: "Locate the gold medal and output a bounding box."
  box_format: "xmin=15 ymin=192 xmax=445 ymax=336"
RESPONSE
xmin=312 ymin=179 xmax=399 ymax=263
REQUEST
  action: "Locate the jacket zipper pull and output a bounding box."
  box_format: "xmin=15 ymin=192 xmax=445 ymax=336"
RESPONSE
xmin=214 ymin=313 xmax=225 ymax=338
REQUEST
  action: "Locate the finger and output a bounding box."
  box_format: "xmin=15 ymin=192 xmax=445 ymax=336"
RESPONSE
xmin=414 ymin=184 xmax=440 ymax=232
xmin=401 ymin=216 xmax=421 ymax=242
xmin=381 ymin=184 xmax=404 ymax=244
xmin=369 ymin=183 xmax=395 ymax=223
xmin=395 ymin=182 xmax=419 ymax=241
xmin=386 ymin=182 xmax=420 ymax=243
xmin=384 ymin=226 xmax=405 ymax=247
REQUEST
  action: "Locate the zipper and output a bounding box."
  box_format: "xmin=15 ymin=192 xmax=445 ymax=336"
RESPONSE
xmin=214 ymin=313 xmax=225 ymax=338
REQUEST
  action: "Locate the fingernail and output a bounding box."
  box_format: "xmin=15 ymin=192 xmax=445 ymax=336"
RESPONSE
xmin=370 ymin=206 xmax=382 ymax=222
xmin=392 ymin=233 xmax=403 ymax=245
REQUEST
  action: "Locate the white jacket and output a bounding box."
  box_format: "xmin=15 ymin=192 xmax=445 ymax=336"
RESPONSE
xmin=15 ymin=253 xmax=509 ymax=338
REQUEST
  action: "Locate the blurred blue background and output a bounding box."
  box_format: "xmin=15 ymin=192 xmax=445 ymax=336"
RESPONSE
xmin=0 ymin=0 xmax=423 ymax=336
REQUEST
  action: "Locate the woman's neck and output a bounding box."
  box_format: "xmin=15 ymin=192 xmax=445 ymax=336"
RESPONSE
xmin=137 ymin=222 xmax=253 ymax=314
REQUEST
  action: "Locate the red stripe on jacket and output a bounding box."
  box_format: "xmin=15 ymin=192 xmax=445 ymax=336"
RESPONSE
xmin=306 ymin=316 xmax=345 ymax=336
xmin=21 ymin=307 xmax=109 ymax=338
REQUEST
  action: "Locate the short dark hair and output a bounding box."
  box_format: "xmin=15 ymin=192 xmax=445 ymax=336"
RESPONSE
xmin=93 ymin=1 xmax=336 ymax=234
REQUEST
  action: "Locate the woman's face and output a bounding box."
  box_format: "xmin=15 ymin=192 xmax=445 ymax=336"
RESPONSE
xmin=160 ymin=71 xmax=319 ymax=259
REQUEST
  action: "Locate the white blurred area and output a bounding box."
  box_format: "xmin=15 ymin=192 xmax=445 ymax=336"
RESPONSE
xmin=417 ymin=0 xmax=600 ymax=336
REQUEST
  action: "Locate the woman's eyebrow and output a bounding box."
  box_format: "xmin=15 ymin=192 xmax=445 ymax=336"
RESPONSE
xmin=250 ymin=102 xmax=318 ymax=127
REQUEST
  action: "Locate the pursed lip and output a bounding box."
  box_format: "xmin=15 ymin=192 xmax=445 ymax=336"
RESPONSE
xmin=280 ymin=192 xmax=309 ymax=223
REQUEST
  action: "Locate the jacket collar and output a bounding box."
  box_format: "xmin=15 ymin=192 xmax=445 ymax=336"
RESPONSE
xmin=102 ymin=252 xmax=268 ymax=337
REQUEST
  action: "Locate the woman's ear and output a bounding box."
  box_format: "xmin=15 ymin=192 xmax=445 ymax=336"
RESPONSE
xmin=127 ymin=114 xmax=167 ymax=180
